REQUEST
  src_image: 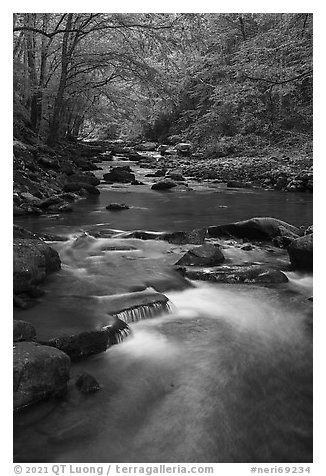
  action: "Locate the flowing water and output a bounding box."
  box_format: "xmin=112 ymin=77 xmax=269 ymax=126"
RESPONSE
xmin=13 ymin=159 xmax=313 ymax=463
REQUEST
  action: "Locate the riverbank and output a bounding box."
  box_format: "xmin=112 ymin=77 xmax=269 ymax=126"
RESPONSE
xmin=155 ymin=153 xmax=313 ymax=192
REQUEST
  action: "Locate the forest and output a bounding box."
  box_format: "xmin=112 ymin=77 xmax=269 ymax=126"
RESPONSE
xmin=13 ymin=13 xmax=313 ymax=156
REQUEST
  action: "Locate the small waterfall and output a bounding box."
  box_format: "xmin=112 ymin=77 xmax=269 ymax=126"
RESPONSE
xmin=104 ymin=318 xmax=132 ymax=345
xmin=112 ymin=300 xmax=173 ymax=324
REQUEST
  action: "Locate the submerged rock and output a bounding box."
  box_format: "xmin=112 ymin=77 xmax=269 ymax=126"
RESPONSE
xmin=75 ymin=373 xmax=101 ymax=393
xmin=13 ymin=320 xmax=36 ymax=342
xmin=207 ymin=217 xmax=302 ymax=241
xmin=106 ymin=203 xmax=130 ymax=211
xmin=288 ymin=234 xmax=313 ymax=271
xmin=177 ymin=264 xmax=288 ymax=285
xmin=13 ymin=342 xmax=70 ymax=410
xmin=175 ymin=243 xmax=225 ymax=266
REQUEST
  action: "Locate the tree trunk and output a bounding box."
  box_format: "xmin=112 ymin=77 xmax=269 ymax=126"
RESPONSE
xmin=72 ymin=114 xmax=84 ymax=138
xmin=35 ymin=14 xmax=51 ymax=136
xmin=25 ymin=14 xmax=38 ymax=130
xmin=47 ymin=13 xmax=73 ymax=145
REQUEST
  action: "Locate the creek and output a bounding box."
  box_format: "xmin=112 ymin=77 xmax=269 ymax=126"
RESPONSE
xmin=13 ymin=159 xmax=313 ymax=463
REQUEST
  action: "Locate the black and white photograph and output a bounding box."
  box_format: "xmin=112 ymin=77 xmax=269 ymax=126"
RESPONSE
xmin=11 ymin=5 xmax=316 ymax=470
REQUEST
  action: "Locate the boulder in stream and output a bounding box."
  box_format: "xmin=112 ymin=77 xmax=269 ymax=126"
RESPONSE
xmin=13 ymin=341 xmax=70 ymax=410
xmin=288 ymin=234 xmax=313 ymax=271
xmin=67 ymin=173 xmax=100 ymax=186
xmin=13 ymin=237 xmax=61 ymax=294
xmin=43 ymin=329 xmax=110 ymax=361
xmin=151 ymin=180 xmax=177 ymax=191
xmin=103 ymin=166 xmax=135 ymax=183
xmin=207 ymin=217 xmax=302 ymax=241
xmin=135 ymin=142 xmax=157 ymax=152
xmin=63 ymin=182 xmax=100 ymax=194
xmin=175 ymin=243 xmax=225 ymax=266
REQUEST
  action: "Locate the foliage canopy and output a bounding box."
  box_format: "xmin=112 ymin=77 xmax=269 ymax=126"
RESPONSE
xmin=13 ymin=13 xmax=312 ymax=154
